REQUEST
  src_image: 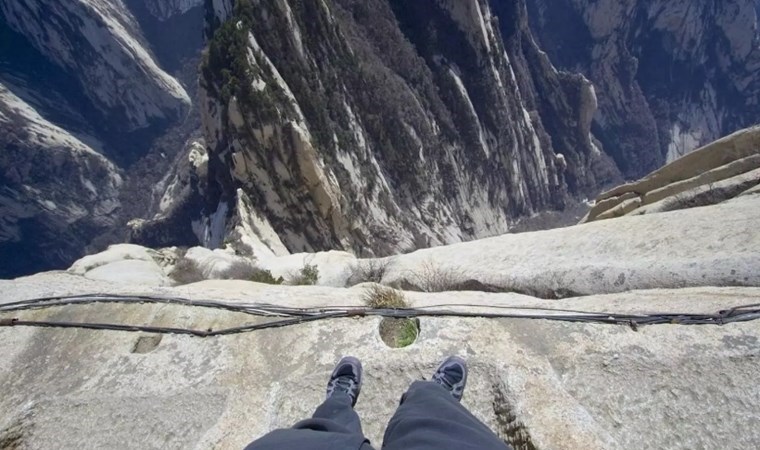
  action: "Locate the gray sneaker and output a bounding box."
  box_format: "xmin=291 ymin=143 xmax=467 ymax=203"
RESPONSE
xmin=326 ymin=356 xmax=363 ymax=406
xmin=432 ymin=356 xmax=468 ymax=401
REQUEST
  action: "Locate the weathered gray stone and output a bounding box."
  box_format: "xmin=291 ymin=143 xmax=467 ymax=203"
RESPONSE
xmin=641 ymin=153 xmax=760 ymax=206
xmin=738 ymin=183 xmax=760 ymax=197
xmin=529 ymin=0 xmax=760 ymax=177
xmin=1 ymin=274 xmax=758 ymax=449
xmin=382 ymin=195 xmax=760 ymax=296
xmin=585 ymin=125 xmax=760 ymax=222
xmin=594 ymin=196 xmax=642 ymax=221
xmin=0 ymin=0 xmax=191 ymax=130
xmin=68 ymin=244 xmax=171 ymax=287
xmin=633 ymin=167 xmax=760 ymax=216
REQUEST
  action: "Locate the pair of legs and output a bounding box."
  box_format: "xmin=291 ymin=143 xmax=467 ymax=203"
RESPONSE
xmin=244 ymin=356 xmax=512 ymax=450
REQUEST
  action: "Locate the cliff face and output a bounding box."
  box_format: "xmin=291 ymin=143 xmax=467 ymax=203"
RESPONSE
xmin=0 ymin=0 xmax=191 ymax=132
xmin=528 ymin=0 xmax=760 ymax=178
xmin=0 ymin=0 xmax=205 ymax=278
xmin=193 ymin=0 xmax=618 ymax=257
xmin=0 ymin=83 xmax=123 ymax=277
xmin=3 ymin=0 xmax=758 ymax=277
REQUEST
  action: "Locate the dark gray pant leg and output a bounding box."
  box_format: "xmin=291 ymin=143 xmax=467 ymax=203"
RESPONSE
xmin=382 ymin=381 xmax=512 ymax=450
xmin=244 ymin=393 xmax=374 ymax=450
xmin=310 ymin=392 xmax=364 ymax=435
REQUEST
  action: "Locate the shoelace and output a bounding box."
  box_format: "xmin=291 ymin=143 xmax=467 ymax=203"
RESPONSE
xmin=333 ymin=376 xmax=355 ymax=394
xmin=433 ymin=372 xmax=454 ymax=390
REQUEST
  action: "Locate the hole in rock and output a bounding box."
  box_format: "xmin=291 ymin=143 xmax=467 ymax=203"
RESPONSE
xmin=131 ymin=335 xmax=162 ymax=354
xmin=379 ymin=317 xmax=420 ymax=348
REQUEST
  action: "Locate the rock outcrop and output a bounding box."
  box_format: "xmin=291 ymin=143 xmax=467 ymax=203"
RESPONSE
xmin=3 ymin=278 xmax=760 ymax=450
xmin=0 ymin=0 xmax=190 ymax=131
xmin=0 ymin=83 xmax=123 ymax=278
xmin=78 ymin=191 xmax=760 ymax=297
xmin=528 ymin=0 xmax=760 ymax=177
xmin=127 ymin=140 xmax=209 ymax=249
xmin=188 ymin=0 xmax=760 ymax=258
xmin=0 ymin=0 xmax=205 ymax=278
xmin=3 ymin=0 xmax=758 ymax=279
xmin=583 ymin=125 xmax=760 ymax=222
xmin=194 ymin=0 xmax=619 ymax=258
xmin=2 ymin=272 xmax=759 ymax=448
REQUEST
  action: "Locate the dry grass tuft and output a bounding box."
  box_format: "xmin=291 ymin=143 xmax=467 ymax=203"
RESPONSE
xmin=363 ymin=284 xmax=408 ymax=309
xmin=287 ymin=263 xmax=320 ymax=286
xmin=346 ymin=259 xmax=393 ymax=286
xmin=409 ymin=260 xmax=464 ymax=293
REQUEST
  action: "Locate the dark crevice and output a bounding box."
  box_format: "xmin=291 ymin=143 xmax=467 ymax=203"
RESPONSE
xmin=0 ymin=413 xmax=30 ymax=450
xmin=492 ymin=382 xmax=537 ymax=450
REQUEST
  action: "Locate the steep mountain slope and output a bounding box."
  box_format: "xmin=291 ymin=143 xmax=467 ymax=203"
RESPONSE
xmin=3 ymin=0 xmax=758 ymax=277
xmin=528 ymin=0 xmax=760 ymax=178
xmin=0 ymin=0 xmax=190 ymax=133
xmin=0 ymin=0 xmax=205 ymax=278
xmin=0 ymin=83 xmax=123 ymax=277
xmin=167 ymin=0 xmax=618 ymax=258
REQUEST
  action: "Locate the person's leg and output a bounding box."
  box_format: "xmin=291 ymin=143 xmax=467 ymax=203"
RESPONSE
xmin=307 ymin=391 xmax=363 ymax=435
xmin=244 ymin=357 xmax=374 ymax=450
xmin=382 ymin=357 xmax=511 ymax=450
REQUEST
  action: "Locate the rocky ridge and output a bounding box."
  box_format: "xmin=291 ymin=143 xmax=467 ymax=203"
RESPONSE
xmin=3 ymin=125 xmax=759 ymax=448
xmin=173 ymin=0 xmax=618 ymax=260
xmin=584 ymin=125 xmax=760 ymax=222
xmin=153 ymin=0 xmax=760 ymax=260
xmin=0 ymin=0 xmax=191 ymax=131
xmin=2 ymin=3 xmax=759 ymax=447
xmin=144 ymin=0 xmax=204 ymax=21
xmin=0 ymin=82 xmax=124 ymax=277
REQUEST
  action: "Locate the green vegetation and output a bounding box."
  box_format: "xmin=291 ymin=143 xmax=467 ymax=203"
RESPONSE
xmin=288 ymin=263 xmax=320 ymax=286
xmin=250 ymin=269 xmax=284 ymax=285
xmin=379 ymin=317 xmax=420 ymax=348
xmin=408 ymin=260 xmax=464 ymax=293
xmin=346 ymin=259 xmax=392 ymax=286
xmin=200 ymin=0 xmax=282 ymax=121
xmin=169 ymin=256 xmax=205 ymax=285
xmin=365 ymin=285 xmax=418 ymax=348
xmin=396 ymin=319 xmax=420 ymax=348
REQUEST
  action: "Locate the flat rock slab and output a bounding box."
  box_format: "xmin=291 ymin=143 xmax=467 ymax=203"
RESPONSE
xmin=1 ymin=276 xmax=759 ymax=449
xmin=382 ymin=195 xmax=760 ymax=296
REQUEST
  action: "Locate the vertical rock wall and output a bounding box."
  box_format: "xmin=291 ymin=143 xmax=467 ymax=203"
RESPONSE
xmin=198 ymin=0 xmax=616 ymax=257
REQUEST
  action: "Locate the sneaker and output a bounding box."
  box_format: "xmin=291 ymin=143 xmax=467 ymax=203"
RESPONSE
xmin=432 ymin=356 xmax=468 ymax=401
xmin=326 ymin=356 xmax=363 ymax=406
